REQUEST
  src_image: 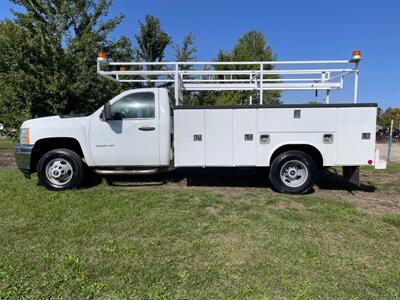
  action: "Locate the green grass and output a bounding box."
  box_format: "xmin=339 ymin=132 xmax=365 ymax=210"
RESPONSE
xmin=1 ymin=169 xmax=400 ymax=299
xmin=362 ymin=162 xmax=400 ymax=174
xmin=380 ymin=161 xmax=400 ymax=173
xmin=383 ymin=215 xmax=400 ymax=228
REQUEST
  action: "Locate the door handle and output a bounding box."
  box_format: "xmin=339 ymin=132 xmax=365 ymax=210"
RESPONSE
xmin=139 ymin=126 xmax=155 ymax=131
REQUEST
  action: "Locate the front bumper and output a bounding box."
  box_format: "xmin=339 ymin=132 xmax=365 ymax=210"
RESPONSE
xmin=15 ymin=144 xmax=33 ymax=178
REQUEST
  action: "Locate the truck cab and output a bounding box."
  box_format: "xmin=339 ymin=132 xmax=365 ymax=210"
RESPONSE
xmin=15 ymin=88 xmax=173 ymax=189
xmin=89 ymin=88 xmax=172 ymax=167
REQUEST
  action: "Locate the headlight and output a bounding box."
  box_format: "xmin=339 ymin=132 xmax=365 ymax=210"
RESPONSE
xmin=19 ymin=128 xmax=30 ymax=145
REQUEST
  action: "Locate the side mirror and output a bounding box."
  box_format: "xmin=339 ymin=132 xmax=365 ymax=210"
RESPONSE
xmin=102 ymin=101 xmax=112 ymax=121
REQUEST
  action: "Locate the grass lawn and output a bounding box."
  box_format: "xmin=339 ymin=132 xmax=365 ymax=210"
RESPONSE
xmin=0 ymin=166 xmax=399 ymax=299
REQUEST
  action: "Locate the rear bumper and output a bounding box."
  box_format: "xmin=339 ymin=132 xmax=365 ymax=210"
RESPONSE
xmin=374 ymin=149 xmax=387 ymax=169
xmin=15 ymin=145 xmax=33 ymax=178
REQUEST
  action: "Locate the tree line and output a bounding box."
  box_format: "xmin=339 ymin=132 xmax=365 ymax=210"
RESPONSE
xmin=377 ymin=107 xmax=400 ymax=128
xmin=0 ymin=0 xmax=279 ymax=136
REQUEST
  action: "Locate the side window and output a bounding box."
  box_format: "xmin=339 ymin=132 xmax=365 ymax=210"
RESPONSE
xmin=111 ymin=92 xmax=155 ymax=119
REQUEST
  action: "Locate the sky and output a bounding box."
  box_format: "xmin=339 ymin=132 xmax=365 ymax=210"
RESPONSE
xmin=0 ymin=0 xmax=399 ymax=109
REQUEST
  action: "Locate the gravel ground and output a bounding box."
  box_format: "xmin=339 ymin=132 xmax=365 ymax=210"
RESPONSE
xmin=377 ymin=143 xmax=400 ymax=162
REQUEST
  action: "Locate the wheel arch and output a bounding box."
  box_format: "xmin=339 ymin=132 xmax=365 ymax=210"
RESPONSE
xmin=269 ymin=144 xmax=324 ymax=169
xmin=30 ymin=137 xmax=85 ymax=172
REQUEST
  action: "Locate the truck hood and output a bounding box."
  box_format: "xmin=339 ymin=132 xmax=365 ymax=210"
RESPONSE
xmin=21 ymin=116 xmax=61 ymax=128
xmin=21 ymin=115 xmax=90 ymax=128
xmin=21 ymin=114 xmax=92 ymax=146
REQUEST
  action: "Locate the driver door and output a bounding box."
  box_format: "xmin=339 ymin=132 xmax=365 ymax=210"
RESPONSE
xmin=89 ymin=90 xmax=160 ymax=166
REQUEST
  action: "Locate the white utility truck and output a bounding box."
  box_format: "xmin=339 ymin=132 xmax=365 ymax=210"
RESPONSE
xmin=15 ymin=50 xmax=386 ymax=193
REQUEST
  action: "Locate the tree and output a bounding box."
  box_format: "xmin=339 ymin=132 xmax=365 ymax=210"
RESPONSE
xmin=0 ymin=0 xmax=133 ymax=137
xmin=134 ymin=15 xmax=171 ymax=87
xmin=197 ymin=30 xmax=280 ymax=105
xmin=173 ymin=33 xmax=196 ymax=69
xmin=172 ymin=33 xmax=197 ymax=103
xmin=219 ymin=30 xmax=280 ymax=105
xmin=377 ymin=107 xmax=383 ymax=125
xmin=379 ymin=107 xmax=400 ymax=128
xmin=135 ymin=15 xmax=171 ymax=62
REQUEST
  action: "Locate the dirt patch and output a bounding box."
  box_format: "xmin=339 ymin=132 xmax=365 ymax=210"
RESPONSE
xmin=274 ymin=200 xmax=306 ymax=211
xmin=205 ymin=205 xmax=220 ymax=215
xmin=0 ymin=149 xmax=16 ymax=169
xmin=314 ymin=168 xmax=400 ymax=215
xmin=315 ymin=187 xmax=400 ymax=215
xmin=106 ymin=167 xmax=400 ymax=216
xmin=215 ymin=232 xmax=242 ymax=246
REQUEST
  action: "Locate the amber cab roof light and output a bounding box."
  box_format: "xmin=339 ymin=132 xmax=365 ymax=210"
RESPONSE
xmin=351 ymin=50 xmax=362 ymax=62
xmin=97 ymin=52 xmax=107 ymax=62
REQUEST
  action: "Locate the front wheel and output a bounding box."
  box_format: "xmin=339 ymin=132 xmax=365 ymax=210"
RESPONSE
xmin=269 ymin=150 xmax=318 ymax=194
xmin=37 ymin=149 xmax=84 ymax=190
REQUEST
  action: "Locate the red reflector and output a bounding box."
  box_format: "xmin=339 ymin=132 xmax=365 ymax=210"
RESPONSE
xmin=368 ymin=160 xmax=373 ymax=165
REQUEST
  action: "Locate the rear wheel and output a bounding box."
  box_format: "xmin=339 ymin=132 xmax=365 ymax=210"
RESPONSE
xmin=269 ymin=150 xmax=318 ymax=194
xmin=37 ymin=149 xmax=84 ymax=190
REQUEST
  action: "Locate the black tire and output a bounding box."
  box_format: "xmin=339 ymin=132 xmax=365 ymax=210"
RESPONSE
xmin=37 ymin=148 xmax=84 ymax=190
xmin=269 ymin=150 xmax=318 ymax=194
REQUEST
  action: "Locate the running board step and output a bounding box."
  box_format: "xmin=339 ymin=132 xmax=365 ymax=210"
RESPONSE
xmin=94 ymin=168 xmax=159 ymax=175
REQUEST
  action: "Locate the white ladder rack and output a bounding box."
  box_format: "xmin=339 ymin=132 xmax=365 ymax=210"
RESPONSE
xmin=96 ymin=51 xmax=361 ymax=106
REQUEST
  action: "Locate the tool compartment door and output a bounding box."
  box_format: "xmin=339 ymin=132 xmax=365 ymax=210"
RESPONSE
xmin=174 ymin=109 xmax=205 ymax=166
xmin=233 ymin=109 xmax=256 ymax=166
xmin=335 ymin=107 xmax=376 ymax=165
xmin=204 ymin=109 xmax=233 ymax=166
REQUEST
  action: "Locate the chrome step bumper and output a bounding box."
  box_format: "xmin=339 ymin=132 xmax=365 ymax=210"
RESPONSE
xmin=15 ymin=144 xmax=33 ymax=178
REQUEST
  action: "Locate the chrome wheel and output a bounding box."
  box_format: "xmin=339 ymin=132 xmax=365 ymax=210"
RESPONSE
xmin=45 ymin=158 xmax=73 ymax=186
xmin=280 ymin=160 xmax=309 ymax=188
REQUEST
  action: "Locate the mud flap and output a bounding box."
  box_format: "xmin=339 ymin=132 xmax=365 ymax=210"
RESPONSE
xmin=342 ymin=166 xmax=360 ymax=186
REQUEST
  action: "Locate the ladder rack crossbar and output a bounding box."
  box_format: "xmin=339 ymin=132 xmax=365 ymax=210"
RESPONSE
xmin=101 ymin=69 xmax=353 ymax=76
xmin=116 ymin=78 xmax=331 ymax=84
xmin=106 ymin=60 xmax=350 ymax=66
xmin=184 ymin=83 xmax=342 ymax=91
